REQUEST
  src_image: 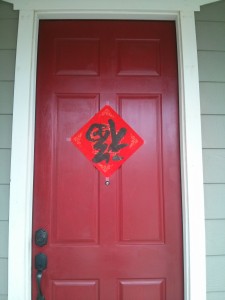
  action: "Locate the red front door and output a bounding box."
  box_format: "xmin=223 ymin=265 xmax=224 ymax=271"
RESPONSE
xmin=33 ymin=20 xmax=183 ymax=300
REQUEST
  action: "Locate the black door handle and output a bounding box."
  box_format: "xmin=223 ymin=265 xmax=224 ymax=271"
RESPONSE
xmin=35 ymin=253 xmax=47 ymax=300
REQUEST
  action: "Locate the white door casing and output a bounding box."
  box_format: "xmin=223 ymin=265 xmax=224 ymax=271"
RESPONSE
xmin=6 ymin=0 xmax=215 ymax=299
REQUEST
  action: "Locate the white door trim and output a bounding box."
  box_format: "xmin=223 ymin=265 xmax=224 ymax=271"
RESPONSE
xmin=8 ymin=8 xmax=206 ymax=300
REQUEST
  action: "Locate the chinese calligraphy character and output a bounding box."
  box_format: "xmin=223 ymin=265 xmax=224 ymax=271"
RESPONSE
xmin=85 ymin=119 xmax=128 ymax=163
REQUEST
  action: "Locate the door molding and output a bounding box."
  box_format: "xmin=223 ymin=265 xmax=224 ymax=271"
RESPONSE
xmin=8 ymin=7 xmax=206 ymax=300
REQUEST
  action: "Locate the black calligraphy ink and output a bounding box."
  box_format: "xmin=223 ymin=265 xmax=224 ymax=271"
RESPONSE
xmin=86 ymin=119 xmax=128 ymax=164
xmin=108 ymin=119 xmax=128 ymax=152
xmin=112 ymin=154 xmax=124 ymax=161
xmin=86 ymin=123 xmax=110 ymax=163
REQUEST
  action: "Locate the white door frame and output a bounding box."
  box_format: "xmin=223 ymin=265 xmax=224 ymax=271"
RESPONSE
xmin=7 ymin=2 xmax=208 ymax=299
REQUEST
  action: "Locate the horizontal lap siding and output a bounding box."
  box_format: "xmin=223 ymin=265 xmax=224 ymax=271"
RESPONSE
xmin=207 ymin=257 xmax=225 ymax=291
xmin=0 ymin=2 xmax=18 ymax=300
xmin=0 ymin=51 xmax=16 ymax=81
xmin=206 ymin=220 xmax=225 ymax=255
xmin=195 ymin=1 xmax=225 ymax=299
xmin=200 ymin=83 xmax=225 ymax=114
xmin=204 ymin=184 xmax=225 ymax=219
xmin=198 ymin=52 xmax=225 ymax=82
xmin=0 ymin=260 xmax=7 ymax=296
xmin=202 ymin=116 xmax=225 ymax=148
xmin=207 ymin=292 xmax=225 ymax=300
xmin=203 ymin=149 xmax=225 ymax=183
xmin=0 ymin=116 xmax=12 ymax=148
xmin=0 ymin=82 xmax=14 ymax=113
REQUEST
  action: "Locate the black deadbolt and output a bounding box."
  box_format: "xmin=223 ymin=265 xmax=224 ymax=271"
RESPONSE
xmin=35 ymin=229 xmax=48 ymax=247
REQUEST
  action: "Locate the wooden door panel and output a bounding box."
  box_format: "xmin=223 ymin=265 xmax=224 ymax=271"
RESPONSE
xmin=52 ymin=280 xmax=99 ymax=300
xmin=116 ymin=39 xmax=161 ymax=76
xmin=117 ymin=95 xmax=164 ymax=243
xmin=52 ymin=94 xmax=100 ymax=244
xmin=33 ymin=20 xmax=183 ymax=300
xmin=55 ymin=38 xmax=100 ymax=76
xmin=119 ymin=279 xmax=165 ymax=300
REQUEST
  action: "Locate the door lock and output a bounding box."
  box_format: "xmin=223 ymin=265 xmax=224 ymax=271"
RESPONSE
xmin=35 ymin=229 xmax=48 ymax=247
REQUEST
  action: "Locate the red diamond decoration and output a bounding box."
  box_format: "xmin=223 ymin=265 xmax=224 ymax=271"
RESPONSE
xmin=71 ymin=105 xmax=144 ymax=177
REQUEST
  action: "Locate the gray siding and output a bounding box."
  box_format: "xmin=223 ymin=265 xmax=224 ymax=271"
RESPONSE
xmin=0 ymin=2 xmax=18 ymax=300
xmin=195 ymin=1 xmax=225 ymax=300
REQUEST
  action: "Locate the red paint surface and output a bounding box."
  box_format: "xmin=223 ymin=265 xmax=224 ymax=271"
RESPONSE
xmin=33 ymin=20 xmax=183 ymax=300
